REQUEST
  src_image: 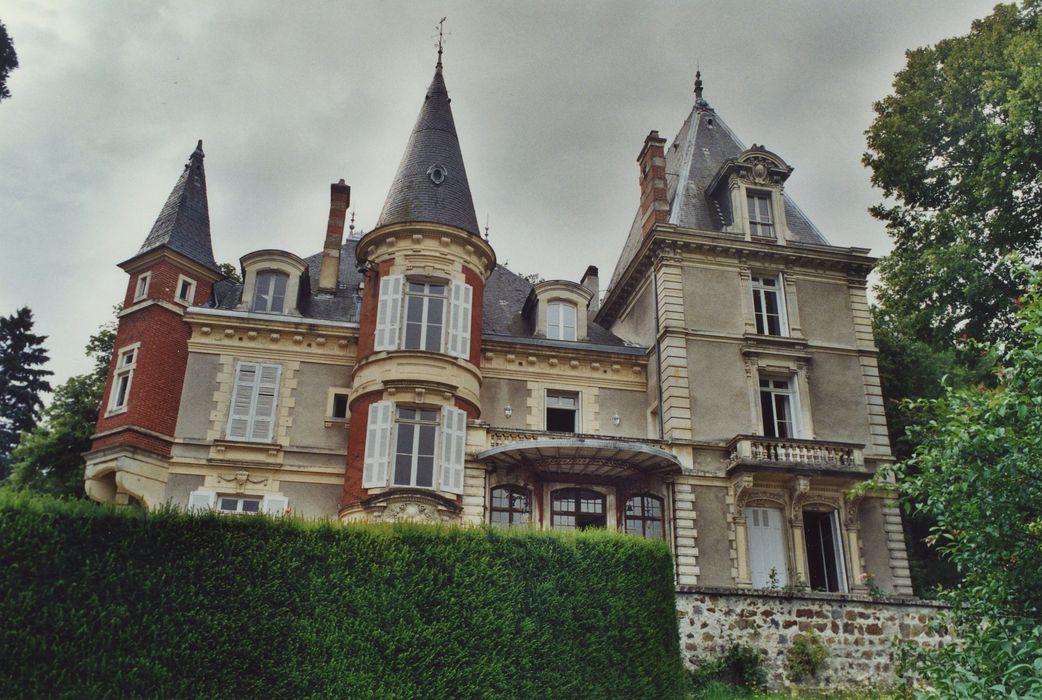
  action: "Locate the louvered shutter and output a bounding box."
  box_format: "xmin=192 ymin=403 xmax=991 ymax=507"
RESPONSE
xmin=262 ymin=494 xmax=289 ymax=515
xmin=363 ymin=401 xmax=393 ymax=488
xmin=439 ymin=406 xmax=467 ymax=494
xmin=374 ymin=275 xmax=404 ymax=351
xmin=745 ymin=506 xmax=787 ymax=588
xmin=250 ymin=364 xmax=282 ymax=441
xmin=227 ymin=363 xmax=258 ymax=439
xmin=447 ymin=281 xmax=473 ymax=359
xmin=188 ymin=489 xmax=215 ymax=511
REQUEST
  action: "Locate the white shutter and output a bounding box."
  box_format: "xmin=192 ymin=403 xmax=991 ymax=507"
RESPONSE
xmin=374 ymin=274 xmax=403 ymax=351
xmin=439 ymin=406 xmax=467 ymax=494
xmin=746 ymin=506 xmax=788 ymax=588
xmin=188 ymin=489 xmax=216 ymax=512
xmin=249 ymin=364 xmax=282 ymax=442
xmin=227 ymin=363 xmax=258 ymax=439
xmin=262 ymin=494 xmax=289 ymax=515
xmin=447 ymin=281 xmax=473 ymax=359
xmin=363 ymin=401 xmax=393 ymax=488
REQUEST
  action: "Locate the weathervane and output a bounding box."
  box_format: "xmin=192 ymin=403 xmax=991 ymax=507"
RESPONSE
xmin=436 ymin=17 xmax=448 ymax=68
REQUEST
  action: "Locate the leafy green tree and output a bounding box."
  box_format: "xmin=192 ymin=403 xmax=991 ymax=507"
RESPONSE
xmin=0 ymin=308 xmax=52 ymax=479
xmin=218 ymin=262 xmax=241 ymax=283
xmin=882 ymin=271 xmax=1042 ymax=697
xmin=864 ymin=1 xmax=1042 ymax=347
xmin=0 ymin=20 xmax=17 ymax=102
xmin=8 ymin=320 xmax=115 ymax=497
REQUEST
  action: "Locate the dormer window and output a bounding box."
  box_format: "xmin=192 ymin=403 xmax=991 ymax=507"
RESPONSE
xmin=253 ymin=271 xmax=289 ymax=313
xmin=547 ymin=301 xmax=577 ymax=341
xmin=747 ymin=191 xmax=774 ymax=238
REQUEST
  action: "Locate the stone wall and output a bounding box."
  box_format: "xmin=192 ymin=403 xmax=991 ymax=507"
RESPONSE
xmin=677 ymin=587 xmax=951 ymax=691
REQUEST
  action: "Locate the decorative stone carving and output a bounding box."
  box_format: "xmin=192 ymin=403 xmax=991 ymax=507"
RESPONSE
xmin=789 ymin=476 xmax=811 ymax=526
xmin=380 ymin=500 xmax=440 ymax=523
xmin=217 ymin=470 xmax=268 ymax=494
xmin=844 ymin=491 xmax=864 ymax=530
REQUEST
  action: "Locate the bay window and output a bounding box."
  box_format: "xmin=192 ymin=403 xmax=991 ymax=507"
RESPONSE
xmin=362 ymin=401 xmax=467 ymax=494
xmin=374 ymin=274 xmax=473 ymax=359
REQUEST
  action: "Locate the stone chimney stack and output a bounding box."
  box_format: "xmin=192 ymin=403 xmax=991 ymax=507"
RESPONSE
xmin=581 ymin=265 xmax=600 ymax=315
xmin=318 ymin=179 xmax=352 ymax=293
xmin=637 ymin=131 xmax=668 ymax=237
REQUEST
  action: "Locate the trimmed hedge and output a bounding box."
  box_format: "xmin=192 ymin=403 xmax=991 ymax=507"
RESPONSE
xmin=0 ymin=491 xmax=685 ymax=698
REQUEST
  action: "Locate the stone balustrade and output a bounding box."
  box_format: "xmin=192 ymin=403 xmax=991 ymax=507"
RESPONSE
xmin=727 ymin=435 xmax=866 ymax=473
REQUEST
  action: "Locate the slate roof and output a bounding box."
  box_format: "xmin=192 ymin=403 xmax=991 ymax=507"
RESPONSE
xmin=135 ymin=141 xmax=219 ymax=271
xmin=608 ymin=96 xmax=831 ymax=291
xmin=209 ymin=240 xmax=639 ymax=353
xmin=376 ymin=63 xmax=481 ymax=236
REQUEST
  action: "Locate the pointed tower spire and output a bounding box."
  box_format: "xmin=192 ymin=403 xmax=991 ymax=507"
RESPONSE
xmin=376 ymin=45 xmax=480 ymax=236
xmin=135 ymin=140 xmax=218 ymax=270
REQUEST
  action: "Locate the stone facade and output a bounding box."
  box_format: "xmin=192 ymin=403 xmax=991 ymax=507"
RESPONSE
xmin=678 ymin=588 xmax=951 ymax=690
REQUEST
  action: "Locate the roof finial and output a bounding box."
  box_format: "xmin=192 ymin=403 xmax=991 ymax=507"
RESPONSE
xmin=484 ymin=213 xmax=490 ymax=241
xmin=348 ymin=209 xmax=356 ymax=237
xmin=694 ymin=69 xmax=703 ymax=100
xmin=436 ymin=17 xmax=447 ymax=70
xmin=192 ymin=139 xmax=205 ymax=159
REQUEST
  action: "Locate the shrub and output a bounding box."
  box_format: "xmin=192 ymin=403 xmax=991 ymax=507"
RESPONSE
xmin=784 ymin=632 xmax=828 ymax=682
xmin=689 ymin=642 xmax=768 ymax=693
xmin=0 ymin=491 xmax=685 ymax=698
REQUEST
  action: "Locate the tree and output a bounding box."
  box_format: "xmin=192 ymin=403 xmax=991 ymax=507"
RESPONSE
xmin=864 ymin=1 xmax=1042 ymax=347
xmin=218 ymin=262 xmax=241 ymax=283
xmin=0 ymin=20 xmax=18 ymax=103
xmin=0 ymin=308 xmax=52 ymax=479
xmin=8 ymin=319 xmax=115 ymax=497
xmin=881 ymin=271 xmax=1042 ymax=697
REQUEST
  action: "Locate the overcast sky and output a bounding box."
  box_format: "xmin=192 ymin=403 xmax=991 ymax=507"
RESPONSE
xmin=2 ymin=0 xmax=997 ymax=388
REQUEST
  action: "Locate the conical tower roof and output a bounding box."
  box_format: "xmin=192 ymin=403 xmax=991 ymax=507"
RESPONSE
xmin=136 ymin=140 xmax=219 ymax=270
xmin=376 ymin=62 xmax=480 ymax=236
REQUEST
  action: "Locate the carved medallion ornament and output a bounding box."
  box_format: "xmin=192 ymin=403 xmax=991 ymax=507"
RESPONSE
xmin=380 ymin=500 xmax=440 ymax=523
xmin=217 ymin=470 xmax=268 ymax=494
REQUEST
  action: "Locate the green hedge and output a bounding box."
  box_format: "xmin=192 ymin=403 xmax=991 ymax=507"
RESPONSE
xmin=0 ymin=491 xmax=684 ymax=698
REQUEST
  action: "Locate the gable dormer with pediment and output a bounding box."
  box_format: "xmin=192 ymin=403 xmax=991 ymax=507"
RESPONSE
xmin=706 ymin=146 xmax=795 ymax=244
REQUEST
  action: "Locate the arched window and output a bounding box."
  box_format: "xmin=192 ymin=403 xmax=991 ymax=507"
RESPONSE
xmin=624 ymin=494 xmax=664 ymax=539
xmin=490 ymin=485 xmax=531 ymax=528
xmin=551 ymin=488 xmax=605 ymax=530
xmin=803 ymin=508 xmax=847 ymax=593
xmin=253 ymin=271 xmax=289 ymax=313
xmin=547 ymin=301 xmax=577 ymax=341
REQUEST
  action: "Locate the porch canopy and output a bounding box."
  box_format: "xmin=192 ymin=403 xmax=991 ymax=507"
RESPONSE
xmin=477 ymin=437 xmax=683 ymax=478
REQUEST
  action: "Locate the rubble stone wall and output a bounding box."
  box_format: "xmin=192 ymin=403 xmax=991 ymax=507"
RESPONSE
xmin=677 ymin=587 xmax=951 ymax=690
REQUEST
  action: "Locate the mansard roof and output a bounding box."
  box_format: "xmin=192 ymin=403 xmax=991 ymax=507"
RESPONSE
xmin=376 ymin=63 xmax=481 ymax=236
xmin=608 ymin=94 xmax=830 ymax=291
xmin=134 ymin=141 xmax=219 ymax=271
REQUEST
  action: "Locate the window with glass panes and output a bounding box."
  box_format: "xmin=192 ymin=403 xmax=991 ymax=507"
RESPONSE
xmin=545 ymin=391 xmax=579 ymax=432
xmin=760 ymin=377 xmax=797 ymax=438
xmin=403 ymin=281 xmax=446 ymax=351
xmin=490 ymin=485 xmax=531 ymax=527
xmin=217 ymin=496 xmax=261 ymax=514
xmin=253 ymin=271 xmax=289 ymax=313
xmin=747 ymin=191 xmax=774 ymax=237
xmin=552 ymin=488 xmax=606 ymax=530
xmin=624 ymin=494 xmax=664 ymax=538
xmin=547 ymin=301 xmax=577 ymax=341
xmin=392 ymin=407 xmax=438 ymax=488
xmin=751 ymin=275 xmax=786 ymax=336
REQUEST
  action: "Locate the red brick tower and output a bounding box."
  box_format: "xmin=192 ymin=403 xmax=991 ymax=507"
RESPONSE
xmin=84 ymin=141 xmax=224 ymax=507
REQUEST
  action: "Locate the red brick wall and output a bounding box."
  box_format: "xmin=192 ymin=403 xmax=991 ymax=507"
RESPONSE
xmin=122 ymin=258 xmax=212 ymax=309
xmin=91 ymin=429 xmax=173 ymax=456
xmin=342 ymin=391 xmax=382 ymax=507
xmin=463 ymin=265 xmax=484 ymax=368
xmin=355 ymin=260 xmax=392 ymax=363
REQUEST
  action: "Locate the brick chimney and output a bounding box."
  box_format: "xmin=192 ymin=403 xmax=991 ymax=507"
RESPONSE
xmin=581 ymin=265 xmax=599 ymax=315
xmin=637 ymin=130 xmax=668 ymax=236
xmin=318 ymin=179 xmax=351 ymax=293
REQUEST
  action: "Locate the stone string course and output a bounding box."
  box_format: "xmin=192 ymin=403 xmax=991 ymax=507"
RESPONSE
xmin=677 ymin=587 xmax=951 ymax=690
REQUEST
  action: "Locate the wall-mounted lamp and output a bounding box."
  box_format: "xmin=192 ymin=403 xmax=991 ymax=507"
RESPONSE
xmin=612 ymin=412 xmax=621 ymax=427
xmin=504 ymin=404 xmax=513 ymax=418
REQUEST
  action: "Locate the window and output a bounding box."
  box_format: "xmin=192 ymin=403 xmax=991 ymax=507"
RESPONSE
xmin=624 ymin=494 xmax=664 ymax=538
xmin=404 ymin=281 xmax=446 ymax=351
xmin=374 ymin=274 xmax=473 ymax=358
xmin=331 ymin=393 xmax=349 ymax=419
xmin=545 ymin=391 xmax=579 ymax=432
xmin=746 ymin=506 xmax=788 ymax=588
xmin=176 ymin=275 xmax=196 ymax=305
xmin=253 ymin=271 xmax=289 ymax=313
xmin=217 ymin=496 xmax=261 ymax=514
xmin=547 ymin=301 xmax=577 ymax=341
xmin=552 ymin=488 xmax=606 ymax=530
xmin=362 ymin=401 xmax=467 ymax=494
xmin=751 ymin=275 xmax=787 ymax=336
xmin=747 ymin=191 xmax=774 ymax=237
xmin=803 ymin=510 xmax=847 ymax=592
xmin=227 ymin=362 xmax=282 ymax=442
xmin=133 ymin=272 xmax=151 ymax=302
xmin=490 ymin=485 xmax=531 ymax=528
xmin=760 ymin=377 xmax=798 ymax=438
xmin=107 ymin=345 xmax=139 ymax=413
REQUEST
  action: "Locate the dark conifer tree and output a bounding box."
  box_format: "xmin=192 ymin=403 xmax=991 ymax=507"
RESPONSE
xmin=0 ymin=307 xmax=52 ymax=479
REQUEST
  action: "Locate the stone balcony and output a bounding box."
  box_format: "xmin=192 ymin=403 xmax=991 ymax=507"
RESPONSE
xmin=726 ymin=434 xmax=868 ymax=476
